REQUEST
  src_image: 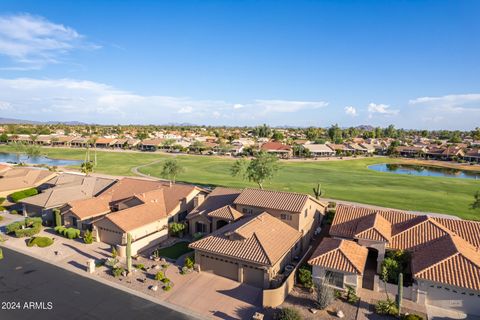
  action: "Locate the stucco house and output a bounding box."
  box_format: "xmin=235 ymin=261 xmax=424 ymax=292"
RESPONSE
xmin=20 ymin=174 xmax=114 ymax=222
xmin=260 ymin=141 xmax=292 ymax=158
xmin=190 ymin=212 xmax=302 ymax=289
xmin=309 ymin=238 xmax=368 ymax=290
xmin=303 ymin=143 xmax=335 ymax=157
xmin=188 ymin=187 xmax=327 ymax=288
xmin=309 ymin=204 xmax=480 ymax=317
xmin=61 ymin=178 xmax=207 ymax=256
xmin=0 ymin=167 xmax=57 ymax=198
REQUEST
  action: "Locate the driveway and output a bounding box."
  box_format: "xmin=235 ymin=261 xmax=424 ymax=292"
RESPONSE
xmin=165 ymin=272 xmax=263 ymax=320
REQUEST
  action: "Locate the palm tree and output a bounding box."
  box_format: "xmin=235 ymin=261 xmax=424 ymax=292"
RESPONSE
xmin=161 ymin=159 xmax=184 ymax=184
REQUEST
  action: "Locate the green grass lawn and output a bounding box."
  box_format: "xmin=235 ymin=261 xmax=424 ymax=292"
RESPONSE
xmin=157 ymin=241 xmax=193 ymax=260
xmin=1 ymin=145 xmax=479 ymax=219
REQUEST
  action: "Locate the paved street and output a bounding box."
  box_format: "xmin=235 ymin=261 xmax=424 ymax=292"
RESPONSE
xmin=0 ymin=247 xmax=199 ymax=320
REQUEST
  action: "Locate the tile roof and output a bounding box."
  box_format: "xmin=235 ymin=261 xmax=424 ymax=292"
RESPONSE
xmin=234 ymin=188 xmax=326 ymax=213
xmin=354 ymin=213 xmax=392 ymax=242
xmin=21 ymin=176 xmax=114 ymax=208
xmin=65 ymin=195 xmax=112 ymax=220
xmin=99 ymin=177 xmax=165 ymax=203
xmin=207 ymin=205 xmax=243 ymax=221
xmin=308 ymin=238 xmax=368 ymax=275
xmin=187 ymin=187 xmax=242 ymax=219
xmin=102 ymin=184 xmax=198 ymax=232
xmin=261 ymin=141 xmax=291 ymax=152
xmin=412 ymin=234 xmax=480 ymax=291
xmin=0 ymin=168 xmax=57 ymax=192
xmin=189 ymin=212 xmax=301 ymax=266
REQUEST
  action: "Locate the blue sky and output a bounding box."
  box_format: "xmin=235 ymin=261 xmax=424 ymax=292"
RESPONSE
xmin=0 ymin=0 xmax=479 ymax=129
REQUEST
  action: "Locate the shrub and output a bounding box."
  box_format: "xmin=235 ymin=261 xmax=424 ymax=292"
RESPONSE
xmin=276 ymin=307 xmax=303 ymax=320
xmin=134 ymin=263 xmax=145 ymax=270
xmin=27 ymin=236 xmax=54 ymax=248
xmin=95 ymin=259 xmax=105 ymax=268
xmin=316 ymin=280 xmax=334 ymax=310
xmin=184 ymin=256 xmax=195 ymax=269
xmin=64 ymin=228 xmax=80 ymax=239
xmin=346 ymin=285 xmax=359 ymax=304
xmin=163 ymin=284 xmax=172 ymax=291
xmin=375 ymin=299 xmax=399 ymax=316
xmin=169 ymin=222 xmax=186 ymax=237
xmin=324 ymin=209 xmax=336 ymax=225
xmin=10 ymin=209 xmax=18 ymax=215
xmin=10 ymin=188 xmax=38 ymax=203
xmin=111 ymin=247 xmax=118 ymax=258
xmin=54 ymin=226 xmax=66 ymax=234
xmin=6 ymin=218 xmax=42 ymax=238
xmin=0 ymin=248 xmax=3 ymax=260
xmin=402 ymin=314 xmax=424 ymax=320
xmin=297 ymin=266 xmax=313 ymax=288
xmin=112 ymin=266 xmax=124 ymax=278
xmin=161 ymin=277 xmax=171 ymax=284
xmin=105 ymin=257 xmax=119 ymax=268
xmin=155 ymin=271 xmax=165 ymax=281
xmin=0 ymin=197 xmax=5 ymax=204
xmin=83 ymin=230 xmax=93 ymax=244
xmin=192 ymin=232 xmax=203 ymax=241
xmin=53 ymin=208 xmax=61 ymax=227
xmin=0 ymin=216 xmax=3 ymax=222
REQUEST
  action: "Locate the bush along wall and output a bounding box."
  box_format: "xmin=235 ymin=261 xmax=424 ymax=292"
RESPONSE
xmin=54 ymin=226 xmax=81 ymax=239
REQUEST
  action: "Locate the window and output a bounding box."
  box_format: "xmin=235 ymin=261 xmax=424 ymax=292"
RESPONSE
xmin=325 ymin=271 xmax=344 ymax=288
xmin=281 ymin=213 xmax=292 ymax=221
xmin=195 ymin=222 xmax=206 ymax=233
xmin=304 ymin=209 xmax=308 ymax=218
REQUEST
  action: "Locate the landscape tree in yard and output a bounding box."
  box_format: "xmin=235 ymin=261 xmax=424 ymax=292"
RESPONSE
xmin=471 ymin=191 xmax=480 ymax=210
xmin=161 ymin=159 xmax=184 ymax=184
xmin=231 ymin=152 xmax=279 ymax=189
xmin=81 ymin=161 xmax=94 ymax=175
xmin=126 ymin=233 xmax=132 ymax=274
xmin=53 ymin=208 xmax=62 ymax=227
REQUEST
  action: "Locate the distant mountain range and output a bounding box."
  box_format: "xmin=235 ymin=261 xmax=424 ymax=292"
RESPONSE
xmin=0 ymin=117 xmax=87 ymax=125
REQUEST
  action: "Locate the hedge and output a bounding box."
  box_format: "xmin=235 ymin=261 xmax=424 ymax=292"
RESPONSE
xmin=5 ymin=217 xmax=42 ymax=238
xmin=27 ymin=237 xmax=54 ymax=248
xmin=54 ymin=226 xmax=80 ymax=239
xmin=10 ymin=188 xmax=38 ymax=203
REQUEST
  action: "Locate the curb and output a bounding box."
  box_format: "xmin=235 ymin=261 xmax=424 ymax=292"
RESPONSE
xmin=0 ymin=241 xmax=210 ymax=320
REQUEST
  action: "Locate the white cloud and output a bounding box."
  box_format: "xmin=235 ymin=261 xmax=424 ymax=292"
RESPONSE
xmin=254 ymin=99 xmax=328 ymax=113
xmin=409 ymin=93 xmax=480 ymax=112
xmin=0 ymin=13 xmax=98 ymax=69
xmin=0 ymin=101 xmax=11 ymax=110
xmin=233 ymin=103 xmax=244 ymax=109
xmin=344 ymin=106 xmax=357 ymax=116
xmin=178 ymin=106 xmax=193 ymax=114
xmin=0 ymin=77 xmax=330 ymax=125
xmin=367 ymin=102 xmax=399 ymax=117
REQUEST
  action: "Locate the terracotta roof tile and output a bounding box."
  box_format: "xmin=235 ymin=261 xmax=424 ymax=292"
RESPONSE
xmin=189 ymin=212 xmax=301 ymax=266
xmin=207 ymin=205 xmax=243 ymax=221
xmin=308 ymin=238 xmax=368 ymax=275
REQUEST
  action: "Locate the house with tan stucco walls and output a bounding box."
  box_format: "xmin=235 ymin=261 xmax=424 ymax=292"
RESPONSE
xmin=0 ymin=167 xmax=57 ymax=198
xmin=309 ymin=204 xmax=480 ymax=317
xmin=61 ymin=177 xmax=207 ymax=256
xmin=187 ymin=187 xmax=327 ymax=289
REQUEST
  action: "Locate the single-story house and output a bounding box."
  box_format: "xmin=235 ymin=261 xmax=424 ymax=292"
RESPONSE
xmin=261 ymin=141 xmax=292 ymax=158
xmin=21 ymin=174 xmax=115 ymax=222
xmin=139 ymin=138 xmax=164 ymax=151
xmin=95 ymin=138 xmax=117 ymax=148
xmin=310 ymin=204 xmax=480 ymax=316
xmin=0 ymin=168 xmax=57 ymax=198
xmin=464 ymin=148 xmax=480 ymax=163
xmin=309 ymin=238 xmax=368 ymax=290
xmin=62 ymin=178 xmax=207 ymax=256
xmin=303 ymin=144 xmax=335 ymax=157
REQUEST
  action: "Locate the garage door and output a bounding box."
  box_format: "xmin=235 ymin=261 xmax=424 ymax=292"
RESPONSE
xmin=243 ymin=265 xmax=264 ymax=288
xmin=427 ymin=284 xmax=480 ymax=316
xmin=201 ymin=254 xmax=238 ymax=281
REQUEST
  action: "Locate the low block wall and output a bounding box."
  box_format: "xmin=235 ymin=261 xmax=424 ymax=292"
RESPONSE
xmin=117 ymin=229 xmax=168 ymax=257
xmin=375 ymin=275 xmax=414 ymax=300
xmin=262 ymin=246 xmax=313 ymax=308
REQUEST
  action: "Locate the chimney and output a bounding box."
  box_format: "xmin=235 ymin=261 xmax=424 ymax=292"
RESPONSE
xmin=193 ymin=194 xmax=205 ymax=208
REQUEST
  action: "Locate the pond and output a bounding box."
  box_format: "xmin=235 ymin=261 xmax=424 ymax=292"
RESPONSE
xmin=368 ymin=163 xmax=480 ymax=180
xmin=0 ymin=152 xmax=82 ymax=167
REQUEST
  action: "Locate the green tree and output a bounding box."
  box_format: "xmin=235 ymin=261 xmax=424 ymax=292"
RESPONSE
xmin=53 ymin=208 xmax=62 ymax=227
xmin=81 ymin=161 xmax=94 ymax=175
xmin=327 ymin=124 xmax=342 ymax=143
xmin=271 ymin=130 xmax=284 ymax=141
xmin=471 ymin=191 xmax=480 ymax=210
xmin=231 ymin=152 xmax=279 ymax=189
xmin=161 ymin=159 xmax=184 ymax=184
